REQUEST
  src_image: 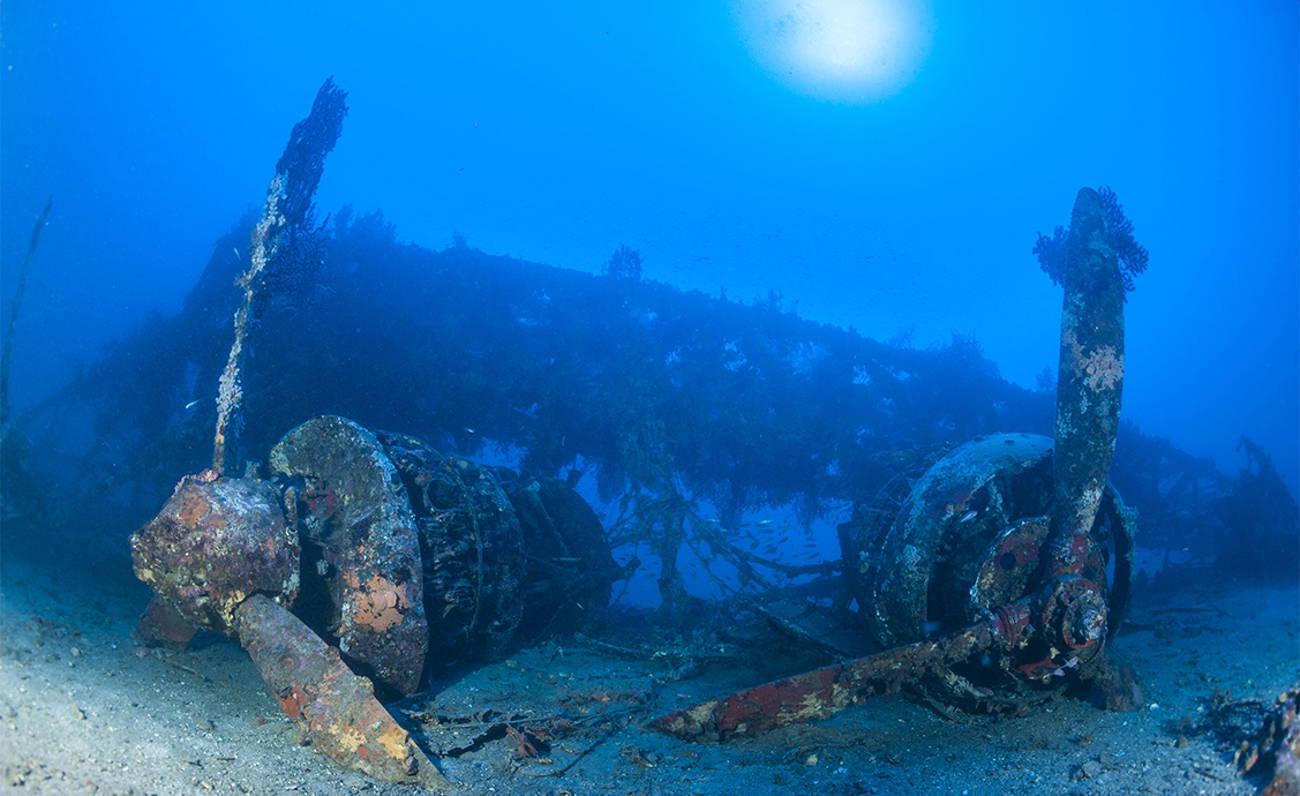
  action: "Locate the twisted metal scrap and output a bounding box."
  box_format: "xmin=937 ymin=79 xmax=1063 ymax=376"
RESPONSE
xmin=1237 ymin=687 xmax=1300 ymax=796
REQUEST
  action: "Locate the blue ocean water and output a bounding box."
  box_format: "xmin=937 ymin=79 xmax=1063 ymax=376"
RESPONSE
xmin=1 ymin=3 xmax=1296 ymax=794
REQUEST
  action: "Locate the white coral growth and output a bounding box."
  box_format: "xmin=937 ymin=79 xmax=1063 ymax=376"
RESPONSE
xmin=1082 ymin=345 xmax=1124 ymax=391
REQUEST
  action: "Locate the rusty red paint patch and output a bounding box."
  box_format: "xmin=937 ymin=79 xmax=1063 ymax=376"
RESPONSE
xmin=303 ymin=484 xmax=339 ymax=520
xmin=269 ymin=417 xmax=429 ymax=697
xmin=134 ymin=596 xmax=197 ymax=648
xmin=997 ymin=535 xmax=1041 ymax=566
xmin=1015 ymin=656 xmax=1059 ymax=679
xmin=652 ymin=623 xmax=1002 ymax=741
xmin=279 ymin=686 xmax=307 ymax=720
xmin=713 ymin=665 xmax=841 ymax=736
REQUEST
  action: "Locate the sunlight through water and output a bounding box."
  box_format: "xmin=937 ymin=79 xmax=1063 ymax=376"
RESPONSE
xmin=732 ymin=0 xmax=932 ymax=102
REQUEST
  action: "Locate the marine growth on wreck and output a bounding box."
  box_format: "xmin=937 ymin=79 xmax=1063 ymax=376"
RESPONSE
xmin=1 ymin=7 xmax=1296 ymax=795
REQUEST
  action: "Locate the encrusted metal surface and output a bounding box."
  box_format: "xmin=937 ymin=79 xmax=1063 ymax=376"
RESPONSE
xmin=862 ymin=432 xmax=1054 ymax=650
xmin=970 ymin=516 xmax=1051 ymax=612
xmin=855 ymin=429 xmax=1136 ymax=713
xmin=1050 ymin=187 xmax=1128 ymax=578
xmin=132 ymin=417 xmax=620 ymax=787
xmin=130 ymin=471 xmax=299 ymax=633
xmin=496 ymin=469 xmax=619 ymax=638
xmin=1239 ymin=687 xmax=1300 ymax=796
xmin=235 ymin=594 xmax=451 ymax=790
xmin=269 ymin=416 xmax=428 ymax=696
xmin=656 ymin=188 xmax=1142 ymax=738
xmin=375 ymin=430 xmax=526 ymax=664
xmin=651 ymin=619 xmax=1000 ymax=741
xmin=134 ymin=596 xmax=198 ymax=648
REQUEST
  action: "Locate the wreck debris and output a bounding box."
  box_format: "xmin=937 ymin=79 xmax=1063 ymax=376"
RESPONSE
xmin=495 ymin=467 xmax=622 ymax=638
xmin=650 ymin=620 xmax=1000 ymax=740
xmin=132 ymin=415 xmax=616 ymax=786
xmin=855 ymin=432 xmax=1135 ymax=712
xmin=1216 ymin=438 xmax=1300 ymax=580
xmin=236 ymin=594 xmax=451 ymax=790
xmin=373 ymin=429 xmax=525 ymax=664
xmin=133 ymin=594 xmax=198 ymax=648
xmin=0 ymin=198 xmax=54 ymax=533
xmin=755 ymin=595 xmax=871 ymax=659
xmin=213 ymin=78 xmax=348 ymax=474
xmin=1048 ymin=187 xmax=1128 ymax=580
xmin=1199 ymin=687 xmax=1300 ymax=795
xmin=1235 ymin=687 xmax=1300 ymax=796
xmin=270 ymin=416 xmax=430 ymax=697
xmin=652 ymin=186 xmax=1145 ymax=738
xmin=131 ymin=472 xmax=300 ymax=632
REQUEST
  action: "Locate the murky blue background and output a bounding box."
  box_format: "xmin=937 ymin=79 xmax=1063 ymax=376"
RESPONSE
xmin=2 ymin=1 xmax=1295 ymax=491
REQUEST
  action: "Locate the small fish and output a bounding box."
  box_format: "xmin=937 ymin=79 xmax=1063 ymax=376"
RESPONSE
xmin=959 ymin=510 xmax=978 ymax=523
xmin=757 ymin=519 xmax=774 ymax=526
xmin=1050 ymin=657 xmax=1080 ymax=677
xmin=184 ymin=399 xmax=200 ymax=410
xmin=465 ymin=427 xmax=476 ymax=433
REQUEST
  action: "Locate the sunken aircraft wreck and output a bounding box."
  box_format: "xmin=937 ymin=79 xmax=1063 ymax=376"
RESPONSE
xmin=116 ymin=79 xmax=1297 ymax=794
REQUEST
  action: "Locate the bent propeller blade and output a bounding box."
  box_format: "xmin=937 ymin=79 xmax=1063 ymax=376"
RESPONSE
xmin=235 ymin=594 xmax=452 ymax=790
xmin=649 ymin=620 xmax=999 ymax=741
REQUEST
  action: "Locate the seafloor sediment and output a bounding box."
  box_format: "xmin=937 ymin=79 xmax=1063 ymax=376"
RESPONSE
xmin=0 ymin=553 xmax=1295 ymax=796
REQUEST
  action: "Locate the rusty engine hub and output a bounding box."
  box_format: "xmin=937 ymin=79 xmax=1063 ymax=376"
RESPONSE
xmin=651 ymin=186 xmax=1145 ymax=741
xmin=126 ymin=81 xmax=624 ymax=789
xmin=843 ymin=432 xmax=1136 ymax=713
xmin=132 ymin=472 xmax=301 ymax=635
xmin=131 ymin=415 xmax=617 ymax=788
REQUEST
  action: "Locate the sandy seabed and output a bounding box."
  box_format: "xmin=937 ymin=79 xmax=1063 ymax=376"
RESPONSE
xmin=1 ymin=552 xmax=1296 ymax=796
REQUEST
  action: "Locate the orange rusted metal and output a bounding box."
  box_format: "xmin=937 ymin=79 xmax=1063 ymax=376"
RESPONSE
xmin=235 ymin=594 xmax=451 ymax=790
xmin=651 ymin=620 xmax=1000 ymax=741
xmin=130 ymin=473 xmax=299 ymax=633
xmin=131 ymin=417 xmax=617 ymax=787
xmin=269 ymin=416 xmax=430 ymax=697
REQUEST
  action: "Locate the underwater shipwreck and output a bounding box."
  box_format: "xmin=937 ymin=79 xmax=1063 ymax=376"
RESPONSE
xmin=3 ymin=81 xmax=1298 ymax=795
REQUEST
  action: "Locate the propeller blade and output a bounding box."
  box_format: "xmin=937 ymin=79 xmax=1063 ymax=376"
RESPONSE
xmin=235 ymin=594 xmax=451 ymax=790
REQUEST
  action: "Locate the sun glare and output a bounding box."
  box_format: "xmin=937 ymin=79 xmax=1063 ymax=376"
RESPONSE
xmin=733 ymin=0 xmax=932 ymax=103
